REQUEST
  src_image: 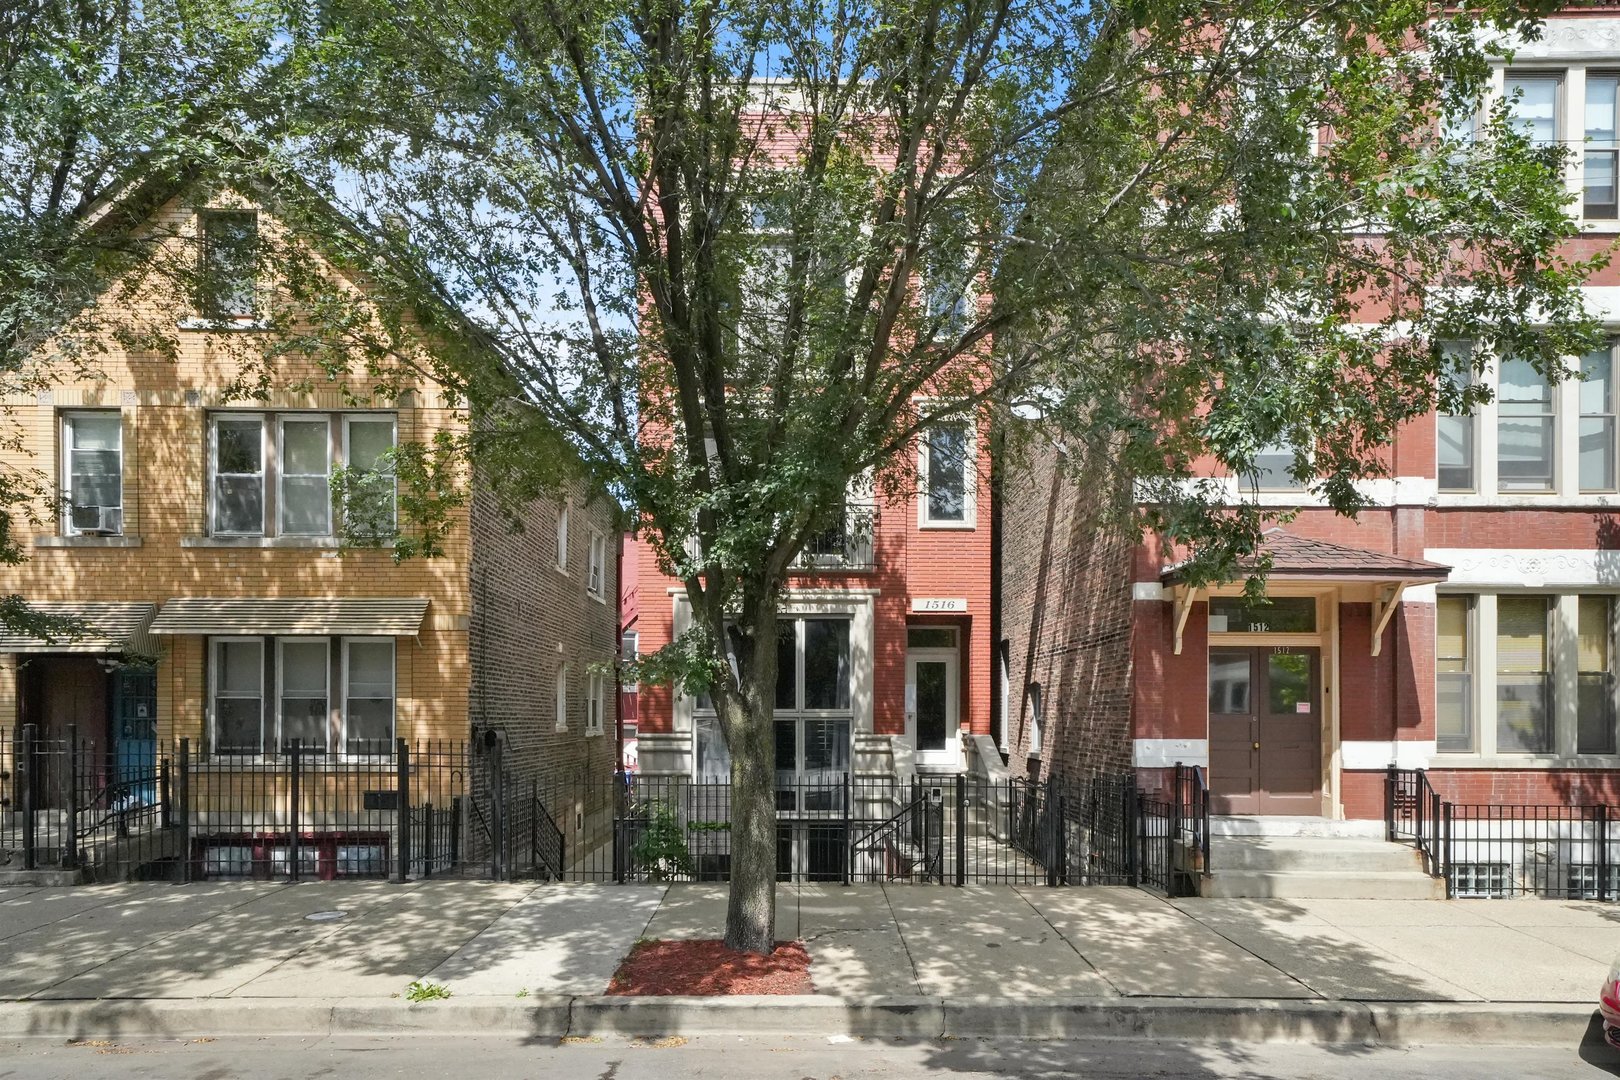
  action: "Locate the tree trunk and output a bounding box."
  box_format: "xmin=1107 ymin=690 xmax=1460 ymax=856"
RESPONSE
xmin=720 ymin=606 xmax=779 ymax=955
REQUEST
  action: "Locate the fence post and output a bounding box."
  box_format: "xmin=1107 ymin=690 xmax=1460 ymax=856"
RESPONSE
xmin=19 ymin=724 xmax=36 ymax=871
xmin=1046 ymin=781 xmax=1060 ymax=888
xmin=423 ymin=802 xmax=435 ymax=880
xmin=1170 ymin=763 xmax=1184 ymax=893
xmin=288 ymin=738 xmax=301 ymax=882
xmin=394 ymin=738 xmax=411 ymax=884
xmin=842 ymin=771 xmax=852 ymax=887
xmin=62 ymin=725 xmax=79 ymax=871
xmin=159 ymin=756 xmax=171 ymax=830
xmin=178 ymin=738 xmax=192 ymax=884
xmin=528 ymin=779 xmax=538 ymax=878
xmin=1429 ymin=789 xmax=1441 ymax=877
xmin=450 ymin=795 xmax=463 ymax=871
xmin=954 ymin=774 xmax=966 ymax=887
xmin=612 ymin=769 xmax=626 ymax=884
xmin=1125 ymin=784 xmax=1140 ymax=888
xmin=1442 ymin=801 xmax=1454 ymax=899
xmin=1600 ymin=805 xmax=1611 ymax=903
xmin=1384 ymin=763 xmax=1396 ymax=841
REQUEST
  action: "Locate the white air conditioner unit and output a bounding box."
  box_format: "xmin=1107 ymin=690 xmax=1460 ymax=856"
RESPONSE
xmin=81 ymin=506 xmax=122 ymax=535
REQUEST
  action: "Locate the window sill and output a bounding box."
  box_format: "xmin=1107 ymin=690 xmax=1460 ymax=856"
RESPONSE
xmin=1426 ymin=755 xmax=1620 ymax=770
xmin=1431 ymin=493 xmax=1620 ymax=508
xmin=182 ymin=535 xmax=342 ymax=549
xmin=34 ymin=534 xmax=142 ymax=548
xmin=589 ymin=590 xmax=607 ymax=604
xmin=918 ymin=519 xmax=978 ymax=531
xmin=176 ymin=317 xmax=272 ymax=332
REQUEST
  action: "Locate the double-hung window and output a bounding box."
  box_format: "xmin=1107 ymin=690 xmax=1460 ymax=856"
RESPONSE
xmin=210 ymin=635 xmax=395 ymax=756
xmin=1249 ymin=439 xmax=1307 ymax=491
xmin=209 ymin=412 xmax=396 ymax=538
xmin=588 ymin=531 xmax=607 ymax=599
xmin=199 ymin=211 xmax=259 ymax=320
xmin=1496 ymin=596 xmax=1552 ymax=753
xmin=1581 ymin=345 xmax=1617 ymax=492
xmin=1505 ymin=73 xmax=1561 ymax=149
xmin=1579 ymin=596 xmax=1616 ymax=755
xmin=1588 ymin=75 xmax=1620 ymax=219
xmin=1437 ymin=342 xmax=1476 ymax=493
xmin=1497 ymin=358 xmax=1556 ymax=492
xmin=555 ymin=664 xmax=569 ymax=731
xmin=61 ymin=411 xmax=123 ymax=535
xmin=586 ymin=671 xmax=605 ymax=736
xmin=1437 ymin=596 xmax=1475 ymax=752
xmin=921 ymin=420 xmax=974 ymax=526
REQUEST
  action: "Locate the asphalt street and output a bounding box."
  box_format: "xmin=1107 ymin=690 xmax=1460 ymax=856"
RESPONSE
xmin=3 ymin=1034 xmax=1620 ymax=1079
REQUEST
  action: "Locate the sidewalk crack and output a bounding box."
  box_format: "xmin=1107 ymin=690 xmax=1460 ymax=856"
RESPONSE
xmin=878 ymin=883 xmax=923 ymax=996
xmin=1009 ymin=884 xmax=1123 ymax=996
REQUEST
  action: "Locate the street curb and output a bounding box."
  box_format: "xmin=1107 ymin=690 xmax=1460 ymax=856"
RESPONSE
xmin=0 ymin=996 xmax=1599 ymax=1046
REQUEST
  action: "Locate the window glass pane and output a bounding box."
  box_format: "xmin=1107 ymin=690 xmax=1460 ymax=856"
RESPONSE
xmin=1437 ymin=415 xmax=1475 ymax=492
xmin=914 ymin=660 xmax=949 ymax=750
xmin=1581 ymin=349 xmax=1616 ymax=491
xmin=201 ymin=212 xmax=258 ymax=316
xmin=907 ymin=627 xmax=956 ymax=649
xmin=214 ymin=700 xmax=261 ymax=754
xmin=1437 ymin=596 xmax=1470 ymax=673
xmin=215 ymin=419 xmax=264 ymax=533
xmin=1589 ymin=77 xmax=1618 ymax=144
xmin=1267 ymin=653 xmax=1311 ymax=714
xmin=803 ymin=719 xmax=850 ymax=774
xmin=1249 ymin=441 xmax=1304 ymax=489
xmin=217 ymin=640 xmax=262 ymax=693
xmin=696 ymin=716 xmax=729 ymax=780
xmin=1583 ymin=349 xmax=1614 ymax=415
xmin=1498 ymin=358 xmax=1555 ymax=491
xmin=281 ymin=419 xmax=331 ymax=535
xmin=68 ymin=414 xmax=123 ymax=529
xmin=1497 ymin=597 xmax=1550 ymax=753
xmin=1437 ymin=596 xmax=1473 ymax=752
xmin=1506 ymin=76 xmax=1558 ymax=145
xmin=280 ymin=641 xmax=328 ymax=751
xmin=803 ymin=618 xmax=851 ymax=710
xmin=1579 ymin=596 xmax=1616 ymax=756
xmin=1208 ymin=654 xmax=1252 ymax=714
xmin=776 ymin=620 xmax=796 ymax=710
xmin=926 ymin=423 xmax=969 ymax=521
xmin=775 ymin=719 xmax=797 ymax=773
xmin=346 ymin=419 xmax=394 ymax=471
xmin=345 ymin=641 xmax=393 ymax=751
xmin=1587 ymin=151 xmax=1618 ymax=217
xmin=1207 ymin=596 xmax=1316 ymax=633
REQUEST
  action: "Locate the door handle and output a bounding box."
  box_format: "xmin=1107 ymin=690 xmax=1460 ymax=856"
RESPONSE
xmin=1253 ymin=742 xmax=1260 ymax=750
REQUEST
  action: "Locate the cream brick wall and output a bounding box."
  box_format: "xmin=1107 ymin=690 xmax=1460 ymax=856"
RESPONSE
xmin=0 ymin=190 xmax=473 ymax=747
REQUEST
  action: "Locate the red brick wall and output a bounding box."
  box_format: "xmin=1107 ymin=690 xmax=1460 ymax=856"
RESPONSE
xmin=997 ymin=439 xmax=1134 ymax=779
xmin=1343 ymin=768 xmax=1620 ymax=819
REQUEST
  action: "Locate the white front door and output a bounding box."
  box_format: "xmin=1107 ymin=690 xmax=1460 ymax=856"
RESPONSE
xmin=906 ymin=649 xmax=960 ymax=769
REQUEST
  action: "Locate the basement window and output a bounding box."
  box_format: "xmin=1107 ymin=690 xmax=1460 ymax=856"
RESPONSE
xmin=1450 ymin=862 xmax=1510 ymax=898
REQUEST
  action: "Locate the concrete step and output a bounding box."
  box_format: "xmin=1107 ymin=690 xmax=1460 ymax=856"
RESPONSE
xmin=1211 ymin=836 xmax=1428 ymax=874
xmin=1201 ymin=868 xmax=1446 ymax=900
xmin=1210 ymin=816 xmax=1385 ymax=839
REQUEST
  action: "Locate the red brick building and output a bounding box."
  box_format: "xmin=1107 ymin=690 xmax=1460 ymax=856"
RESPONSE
xmin=1001 ymin=10 xmax=1620 ymax=834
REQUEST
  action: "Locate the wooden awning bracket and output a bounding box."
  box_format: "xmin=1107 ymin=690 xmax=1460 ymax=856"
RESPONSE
xmin=1172 ymin=585 xmax=1201 ymax=656
xmin=1370 ymin=581 xmax=1406 ymax=658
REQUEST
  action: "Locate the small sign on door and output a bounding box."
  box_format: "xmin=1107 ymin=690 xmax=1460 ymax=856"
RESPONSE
xmin=1296 ymin=702 xmax=1311 ymax=714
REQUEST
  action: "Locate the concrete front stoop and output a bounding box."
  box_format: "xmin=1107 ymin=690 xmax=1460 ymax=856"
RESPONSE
xmin=1202 ymin=820 xmax=1444 ymax=899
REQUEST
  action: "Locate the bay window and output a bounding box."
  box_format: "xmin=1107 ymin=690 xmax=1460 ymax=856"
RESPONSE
xmin=1438 ymin=592 xmax=1619 ymax=758
xmin=209 ymin=412 xmax=396 ymax=538
xmin=209 ymin=635 xmax=395 ymax=756
xmin=61 ymin=411 xmax=123 ymax=535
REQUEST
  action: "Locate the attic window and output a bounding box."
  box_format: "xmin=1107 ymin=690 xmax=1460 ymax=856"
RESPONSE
xmin=199 ymin=211 xmax=259 ymax=319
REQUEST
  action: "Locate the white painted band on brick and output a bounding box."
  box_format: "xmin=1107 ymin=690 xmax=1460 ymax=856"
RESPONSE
xmin=1135 ymin=477 xmax=1435 ymax=509
xmin=1132 ymin=582 xmax=1165 ymax=601
xmin=1134 ymin=738 xmax=1209 ymax=769
xmin=1402 ymin=584 xmax=1437 ymax=604
xmin=1341 ymin=740 xmax=1435 ymax=771
xmin=1424 ymin=549 xmax=1620 ymax=588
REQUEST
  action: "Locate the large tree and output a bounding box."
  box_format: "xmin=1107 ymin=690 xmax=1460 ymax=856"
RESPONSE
xmin=0 ymin=0 xmax=279 ymax=638
xmin=251 ymin=0 xmax=1596 ymax=951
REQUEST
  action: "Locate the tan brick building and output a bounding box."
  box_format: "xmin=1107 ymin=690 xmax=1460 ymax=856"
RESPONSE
xmin=0 ymin=177 xmax=619 ymax=877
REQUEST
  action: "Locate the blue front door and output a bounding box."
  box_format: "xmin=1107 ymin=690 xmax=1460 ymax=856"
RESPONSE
xmin=112 ymin=670 xmax=157 ymax=805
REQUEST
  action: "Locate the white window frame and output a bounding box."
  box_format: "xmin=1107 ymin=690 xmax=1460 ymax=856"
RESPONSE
xmin=622 ymin=629 xmax=640 ymax=693
xmin=917 ymin=415 xmax=978 ymax=529
xmin=341 ymin=414 xmax=399 ymax=535
xmin=210 ymin=413 xmax=267 ymax=537
xmin=1248 ymin=438 xmax=1310 ymax=492
xmin=586 ymin=670 xmax=605 ymax=736
xmin=276 ymin=637 xmax=331 ymax=755
xmin=1436 ymin=590 xmax=1620 ymax=763
xmin=588 ymin=530 xmax=607 ymax=600
xmin=60 ymin=410 xmax=124 ymax=536
xmin=555 ymin=663 xmax=570 ymax=731
xmin=277 ymin=416 xmax=332 ymax=537
xmin=1026 ymin=681 xmax=1044 ymax=758
xmin=210 ymin=636 xmax=265 ymax=757
xmin=556 ymin=504 xmax=570 ymax=572
xmin=341 ymin=636 xmax=397 ymax=757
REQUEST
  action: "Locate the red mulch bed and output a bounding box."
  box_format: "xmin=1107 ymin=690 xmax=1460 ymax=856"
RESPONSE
xmin=606 ymin=939 xmax=813 ymax=996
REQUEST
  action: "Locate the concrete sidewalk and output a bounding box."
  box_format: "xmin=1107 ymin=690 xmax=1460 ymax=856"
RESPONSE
xmin=0 ymin=881 xmax=1614 ymax=1044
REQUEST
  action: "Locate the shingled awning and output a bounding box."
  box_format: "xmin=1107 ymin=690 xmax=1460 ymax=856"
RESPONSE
xmin=149 ymin=598 xmax=429 ymax=637
xmin=0 ymin=602 xmax=158 ymax=656
xmin=1160 ymin=530 xmax=1450 ymax=657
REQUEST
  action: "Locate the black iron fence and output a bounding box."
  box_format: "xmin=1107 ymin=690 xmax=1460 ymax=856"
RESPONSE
xmin=4 ymin=722 xmax=1210 ymax=896
xmin=1386 ymin=767 xmax=1620 ymax=899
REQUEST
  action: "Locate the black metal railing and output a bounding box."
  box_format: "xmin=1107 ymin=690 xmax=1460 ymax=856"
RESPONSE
xmin=793 ymin=505 xmax=877 ymax=572
xmin=1384 ymin=768 xmax=1620 ymax=899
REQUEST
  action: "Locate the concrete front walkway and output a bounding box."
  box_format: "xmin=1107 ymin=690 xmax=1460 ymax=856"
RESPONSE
xmin=0 ymin=881 xmax=1614 ymax=1005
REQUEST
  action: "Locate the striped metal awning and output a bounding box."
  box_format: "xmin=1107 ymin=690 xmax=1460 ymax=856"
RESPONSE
xmin=0 ymin=602 xmax=158 ymax=655
xmin=149 ymin=598 xmax=429 ymax=637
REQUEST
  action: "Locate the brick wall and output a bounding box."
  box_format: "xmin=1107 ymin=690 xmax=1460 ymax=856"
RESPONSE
xmin=997 ymin=437 xmax=1134 ymax=781
xmin=1343 ymin=768 xmax=1620 ymax=820
xmin=468 ymin=477 xmax=620 ymax=788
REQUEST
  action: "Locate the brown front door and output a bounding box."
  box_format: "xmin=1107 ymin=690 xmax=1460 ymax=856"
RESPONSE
xmin=17 ymin=655 xmax=112 ymax=807
xmin=1208 ymin=646 xmax=1322 ymax=815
